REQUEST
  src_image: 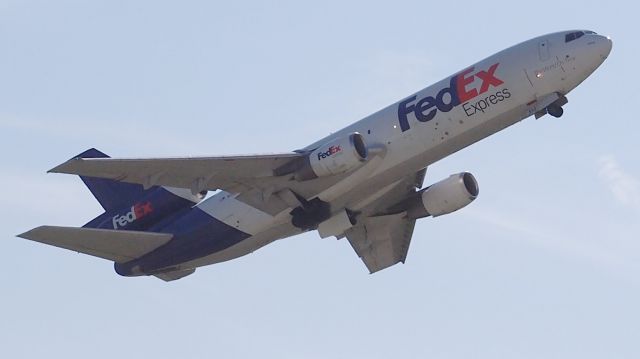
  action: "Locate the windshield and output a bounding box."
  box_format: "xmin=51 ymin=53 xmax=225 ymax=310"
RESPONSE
xmin=565 ymin=31 xmax=585 ymax=43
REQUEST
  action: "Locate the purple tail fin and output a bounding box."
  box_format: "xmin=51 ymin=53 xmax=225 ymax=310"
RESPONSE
xmin=75 ymin=148 xmax=151 ymax=212
xmin=74 ymin=149 xmax=203 ymax=231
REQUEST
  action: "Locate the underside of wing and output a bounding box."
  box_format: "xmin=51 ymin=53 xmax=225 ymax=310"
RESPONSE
xmin=345 ymin=213 xmax=417 ymax=273
xmin=344 ymin=168 xmax=426 ymax=273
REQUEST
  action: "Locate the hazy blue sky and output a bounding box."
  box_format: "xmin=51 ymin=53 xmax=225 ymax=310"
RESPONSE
xmin=1 ymin=1 xmax=638 ymax=358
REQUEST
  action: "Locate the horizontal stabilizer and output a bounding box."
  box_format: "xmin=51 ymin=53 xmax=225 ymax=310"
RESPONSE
xmin=18 ymin=226 xmax=173 ymax=263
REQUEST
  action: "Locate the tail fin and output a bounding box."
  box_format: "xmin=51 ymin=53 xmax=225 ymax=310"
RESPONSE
xmin=66 ymin=149 xmax=203 ymax=231
xmin=75 ymin=148 xmax=150 ymax=211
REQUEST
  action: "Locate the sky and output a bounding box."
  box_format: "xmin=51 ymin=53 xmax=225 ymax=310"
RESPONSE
xmin=1 ymin=1 xmax=638 ymax=358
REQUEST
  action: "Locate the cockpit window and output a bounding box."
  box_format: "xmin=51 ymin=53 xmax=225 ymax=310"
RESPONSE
xmin=584 ymin=30 xmax=597 ymax=35
xmin=565 ymin=31 xmax=585 ymax=42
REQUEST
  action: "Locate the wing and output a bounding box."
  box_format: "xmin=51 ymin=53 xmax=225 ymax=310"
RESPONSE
xmin=345 ymin=213 xmax=417 ymax=273
xmin=344 ymin=168 xmax=426 ymax=273
xmin=49 ymin=151 xmax=348 ymax=215
xmin=49 ymin=152 xmax=303 ymax=194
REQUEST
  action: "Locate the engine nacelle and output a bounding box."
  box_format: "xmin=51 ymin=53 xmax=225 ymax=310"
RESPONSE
xmin=408 ymin=172 xmax=479 ymax=218
xmin=296 ymin=132 xmax=368 ymax=180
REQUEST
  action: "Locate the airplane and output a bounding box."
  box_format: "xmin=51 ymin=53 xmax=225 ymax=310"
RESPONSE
xmin=18 ymin=30 xmax=612 ymax=281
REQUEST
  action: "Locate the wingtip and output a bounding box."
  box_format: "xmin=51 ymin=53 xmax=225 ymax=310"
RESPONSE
xmin=48 ymin=159 xmax=79 ymax=174
xmin=49 ymin=148 xmax=110 ymax=174
xmin=16 ymin=226 xmax=44 ymax=240
xmin=47 ymin=165 xmax=61 ymax=174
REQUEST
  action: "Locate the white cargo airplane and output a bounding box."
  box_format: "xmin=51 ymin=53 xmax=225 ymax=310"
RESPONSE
xmin=19 ymin=30 xmax=612 ymax=281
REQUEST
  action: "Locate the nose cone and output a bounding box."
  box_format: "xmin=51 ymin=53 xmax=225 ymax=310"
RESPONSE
xmin=598 ymin=34 xmax=613 ymax=59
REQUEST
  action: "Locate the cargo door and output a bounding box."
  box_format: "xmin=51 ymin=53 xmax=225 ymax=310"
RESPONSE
xmin=538 ymin=39 xmax=550 ymax=61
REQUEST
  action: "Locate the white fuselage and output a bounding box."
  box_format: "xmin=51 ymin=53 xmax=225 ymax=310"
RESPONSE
xmin=179 ymin=31 xmax=612 ymax=271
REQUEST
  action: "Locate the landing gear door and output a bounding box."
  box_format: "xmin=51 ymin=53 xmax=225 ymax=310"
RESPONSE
xmin=538 ymin=39 xmax=550 ymax=62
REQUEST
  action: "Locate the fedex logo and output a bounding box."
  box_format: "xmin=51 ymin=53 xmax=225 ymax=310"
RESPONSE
xmin=317 ymin=145 xmax=342 ymax=160
xmin=112 ymin=201 xmax=154 ymax=229
xmin=397 ymin=63 xmax=507 ymax=132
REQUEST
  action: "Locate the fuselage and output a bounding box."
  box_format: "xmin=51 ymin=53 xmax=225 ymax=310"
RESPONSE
xmin=115 ymin=30 xmax=612 ymax=276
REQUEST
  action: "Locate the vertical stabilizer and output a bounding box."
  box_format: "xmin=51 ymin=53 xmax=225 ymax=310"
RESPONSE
xmin=75 ymin=148 xmax=149 ymax=211
xmin=71 ymin=149 xmax=204 ymax=231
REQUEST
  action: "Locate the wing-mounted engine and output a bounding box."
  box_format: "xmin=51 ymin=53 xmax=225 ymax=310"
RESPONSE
xmin=407 ymin=172 xmax=479 ymax=218
xmin=277 ymin=132 xmax=368 ymax=181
